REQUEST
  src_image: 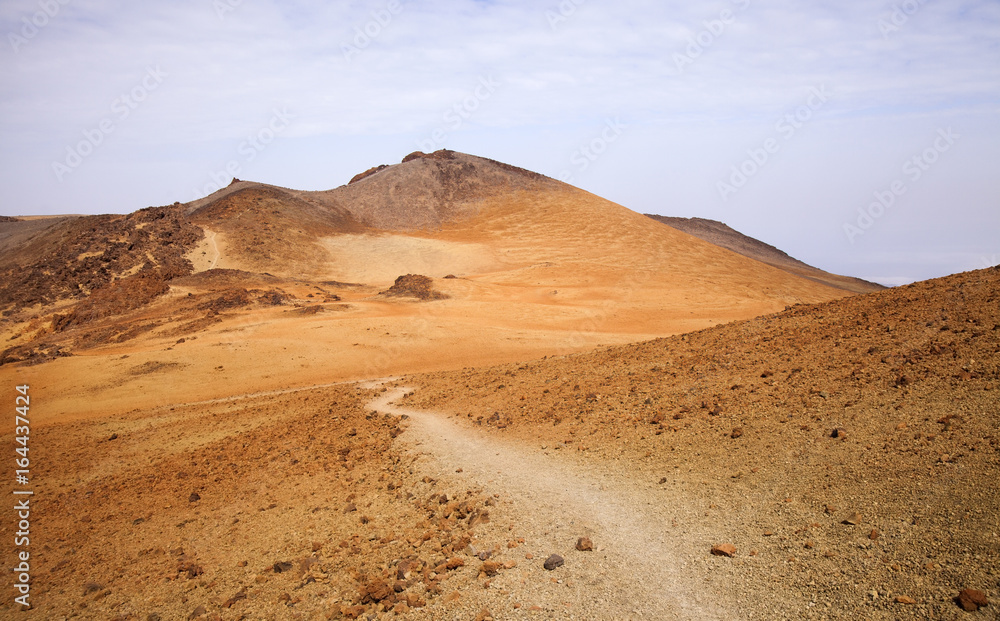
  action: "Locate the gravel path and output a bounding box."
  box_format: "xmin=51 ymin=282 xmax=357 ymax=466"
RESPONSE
xmin=366 ymin=382 xmax=734 ymax=620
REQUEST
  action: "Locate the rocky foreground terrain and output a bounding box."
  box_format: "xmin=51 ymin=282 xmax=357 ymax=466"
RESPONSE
xmin=2 ymin=266 xmax=996 ymax=620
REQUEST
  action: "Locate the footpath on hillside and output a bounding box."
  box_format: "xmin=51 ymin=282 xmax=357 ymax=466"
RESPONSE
xmin=363 ymin=381 xmax=732 ymax=620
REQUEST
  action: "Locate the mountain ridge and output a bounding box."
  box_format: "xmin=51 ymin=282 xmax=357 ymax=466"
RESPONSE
xmin=647 ymin=214 xmax=884 ymax=294
xmin=2 ymin=149 xmax=881 ymax=375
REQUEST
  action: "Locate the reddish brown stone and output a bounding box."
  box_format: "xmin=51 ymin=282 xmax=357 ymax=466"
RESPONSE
xmin=957 ymin=589 xmax=988 ymax=611
xmin=480 ymin=561 xmax=501 ymax=577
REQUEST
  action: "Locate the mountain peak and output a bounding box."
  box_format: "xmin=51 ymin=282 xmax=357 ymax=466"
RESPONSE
xmin=310 ymin=150 xmax=555 ymax=230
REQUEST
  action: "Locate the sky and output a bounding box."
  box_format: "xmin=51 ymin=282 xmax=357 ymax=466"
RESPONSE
xmin=1 ymin=0 xmax=998 ymax=286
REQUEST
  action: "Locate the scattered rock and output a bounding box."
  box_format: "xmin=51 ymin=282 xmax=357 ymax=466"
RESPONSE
xmin=842 ymin=512 xmax=862 ymax=526
xmin=831 ymin=427 xmax=847 ymax=439
xmin=83 ymin=581 xmax=104 ymax=595
xmin=711 ymin=543 xmax=737 ymax=557
xmin=187 ymin=605 xmax=207 ymax=620
xmin=895 ymin=595 xmax=916 ymax=605
xmin=188 ymin=492 xmax=200 ymax=503
xmin=480 ymin=560 xmax=501 ymax=577
xmin=272 ymin=561 xmax=293 ymax=573
xmin=405 ymin=593 xmax=426 ymax=608
xmin=223 ymin=590 xmax=247 ymax=608
xmin=731 ymin=427 xmax=743 ymax=439
xmin=543 ymin=554 xmax=564 ymax=570
xmin=340 ymin=604 xmax=366 ymax=619
xmin=869 ymin=528 xmax=880 ymax=541
xmin=177 ymin=561 xmax=203 ymax=579
xmin=576 ymin=537 xmax=594 ymax=552
xmin=956 ymin=589 xmax=988 ymax=611
xmin=475 ymin=608 xmax=494 ymax=621
xmin=359 ymin=579 xmax=392 ymax=603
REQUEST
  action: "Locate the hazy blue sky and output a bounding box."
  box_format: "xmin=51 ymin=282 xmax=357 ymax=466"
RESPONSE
xmin=1 ymin=0 xmax=998 ymax=285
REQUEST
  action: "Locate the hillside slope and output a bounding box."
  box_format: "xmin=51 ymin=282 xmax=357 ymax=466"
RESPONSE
xmin=647 ymin=214 xmax=884 ymax=294
xmin=3 ymin=267 xmax=993 ymax=619
xmin=407 ymin=265 xmax=1000 ymax=619
xmin=2 ymin=150 xmax=877 ymax=417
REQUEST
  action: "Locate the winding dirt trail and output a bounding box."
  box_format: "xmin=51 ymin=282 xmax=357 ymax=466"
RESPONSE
xmin=206 ymin=229 xmax=221 ymax=269
xmin=364 ymin=382 xmax=735 ymax=620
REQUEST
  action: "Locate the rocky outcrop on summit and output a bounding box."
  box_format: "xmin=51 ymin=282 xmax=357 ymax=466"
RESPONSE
xmin=349 ymin=164 xmax=389 ymax=185
xmin=308 ymin=150 xmax=557 ymax=231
